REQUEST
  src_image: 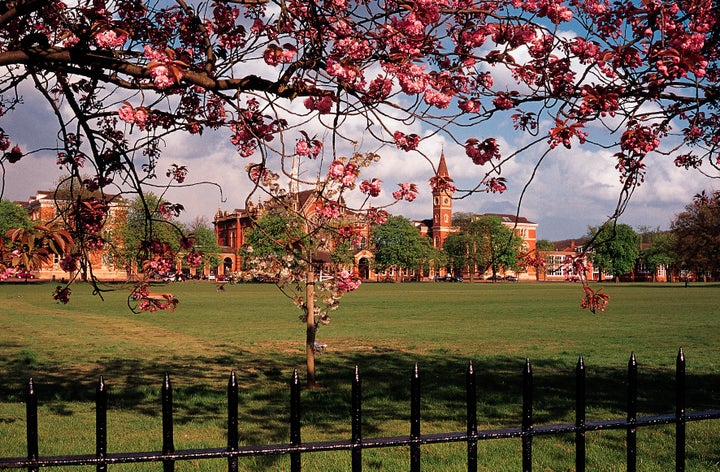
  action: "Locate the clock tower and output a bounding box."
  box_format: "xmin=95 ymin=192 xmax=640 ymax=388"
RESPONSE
xmin=432 ymin=152 xmax=454 ymax=249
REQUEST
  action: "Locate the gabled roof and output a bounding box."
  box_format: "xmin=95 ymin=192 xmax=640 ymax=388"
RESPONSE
xmin=479 ymin=213 xmax=536 ymax=225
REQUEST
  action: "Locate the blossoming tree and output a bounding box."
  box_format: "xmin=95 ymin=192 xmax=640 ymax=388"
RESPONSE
xmin=0 ymin=0 xmax=718 ymax=378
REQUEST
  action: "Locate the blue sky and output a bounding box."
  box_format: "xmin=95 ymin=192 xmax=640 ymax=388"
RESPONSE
xmin=1 ymin=15 xmax=717 ymax=242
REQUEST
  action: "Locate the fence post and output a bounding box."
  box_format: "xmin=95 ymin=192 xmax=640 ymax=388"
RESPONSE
xmin=676 ymin=348 xmax=686 ymax=472
xmin=410 ymin=363 xmax=421 ymax=472
xmin=290 ymin=369 xmax=301 ymax=472
xmin=627 ymin=353 xmax=637 ymax=472
xmin=575 ymin=357 xmax=586 ymax=472
xmin=522 ymin=358 xmax=533 ymax=472
xmin=466 ymin=361 xmax=477 ymax=472
xmin=26 ymin=378 xmax=38 ymax=472
xmin=96 ymin=376 xmax=107 ymax=472
xmin=351 ymin=366 xmax=362 ymax=472
xmin=162 ymin=373 xmax=175 ymax=472
xmin=227 ymin=371 xmax=239 ymax=472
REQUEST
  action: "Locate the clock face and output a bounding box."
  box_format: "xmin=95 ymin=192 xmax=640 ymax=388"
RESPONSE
xmin=443 ymin=197 xmax=449 ymax=204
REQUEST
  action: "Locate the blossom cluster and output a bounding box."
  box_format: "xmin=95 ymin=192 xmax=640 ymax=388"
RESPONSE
xmin=336 ymin=269 xmax=361 ymax=292
xmin=130 ymin=284 xmax=179 ymax=312
xmin=143 ymin=46 xmax=185 ymax=90
xmin=94 ymin=28 xmax=127 ymax=48
xmin=359 ymin=178 xmax=382 ymax=197
xmin=118 ymin=103 xmax=150 ymax=130
xmin=393 ymin=131 xmax=420 ymax=151
xmin=465 ymin=138 xmax=501 ymax=165
xmin=295 ymin=134 xmax=323 ymax=158
xmin=392 ymin=183 xmax=419 ymax=202
xmin=429 ymin=175 xmax=457 ymax=193
xmin=580 ymin=286 xmax=609 ymax=314
xmin=328 ymin=160 xmax=358 ymax=188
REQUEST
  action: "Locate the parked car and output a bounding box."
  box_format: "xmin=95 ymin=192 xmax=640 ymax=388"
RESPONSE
xmin=487 ymin=274 xmax=504 ymax=281
xmin=434 ymin=274 xmax=463 ymax=282
xmin=505 ymin=275 xmax=518 ymax=282
xmin=16 ymin=270 xmax=35 ymax=279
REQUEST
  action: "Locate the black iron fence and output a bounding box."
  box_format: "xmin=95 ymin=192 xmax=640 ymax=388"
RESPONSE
xmin=0 ymin=348 xmax=719 ymax=471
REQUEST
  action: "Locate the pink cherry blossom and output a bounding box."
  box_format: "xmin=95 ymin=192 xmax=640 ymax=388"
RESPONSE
xmin=359 ymin=178 xmax=382 ymax=197
xmin=328 ymin=160 xmax=345 ymax=179
xmin=465 ymin=138 xmax=501 ymax=165
xmin=393 ymin=131 xmax=420 ymax=151
xmin=392 ymin=183 xmax=419 ymax=202
xmin=94 ymin=29 xmax=127 ymax=48
xmin=150 ymin=65 xmax=175 ymax=89
xmin=118 ymin=103 xmax=135 ymax=123
xmin=336 ymin=269 xmax=361 ymax=292
xmin=423 ymin=89 xmax=452 ymax=108
xmin=303 ymin=95 xmax=335 ymax=114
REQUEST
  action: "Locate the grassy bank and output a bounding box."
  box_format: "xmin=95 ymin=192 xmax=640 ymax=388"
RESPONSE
xmin=0 ymin=281 xmax=718 ymax=470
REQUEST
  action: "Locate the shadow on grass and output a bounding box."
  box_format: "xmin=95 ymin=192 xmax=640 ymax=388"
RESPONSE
xmin=0 ymin=347 xmax=718 ymax=470
xmin=1 ymin=348 xmax=718 ymax=429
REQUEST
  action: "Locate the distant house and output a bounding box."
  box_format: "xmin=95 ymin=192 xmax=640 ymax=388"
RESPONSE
xmin=538 ymin=239 xmax=595 ymax=282
xmin=213 ymin=189 xmax=372 ymax=279
xmin=18 ymin=189 xmax=129 ymax=281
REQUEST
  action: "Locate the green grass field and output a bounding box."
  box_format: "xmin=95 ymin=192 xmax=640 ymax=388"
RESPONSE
xmin=0 ymin=280 xmax=718 ymax=471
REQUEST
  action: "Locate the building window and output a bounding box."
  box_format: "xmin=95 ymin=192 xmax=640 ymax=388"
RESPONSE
xmin=546 ymin=254 xmax=565 ymax=276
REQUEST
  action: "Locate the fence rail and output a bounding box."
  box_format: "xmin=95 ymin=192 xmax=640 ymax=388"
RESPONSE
xmin=1 ymin=348 xmax=719 ymax=471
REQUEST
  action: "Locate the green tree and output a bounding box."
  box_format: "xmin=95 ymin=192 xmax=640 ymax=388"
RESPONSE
xmin=469 ymin=216 xmax=523 ymax=280
xmin=243 ymin=212 xmax=308 ymax=260
xmin=443 ymin=233 xmax=476 ymax=276
xmin=451 ymin=212 xmax=476 ymax=231
xmin=641 ymin=231 xmax=677 ymax=282
xmin=0 ymin=199 xmax=31 ymax=236
xmin=188 ymin=224 xmax=221 ymax=273
xmin=671 ymin=198 xmax=720 ymax=281
xmin=371 ymin=216 xmax=432 ymax=281
xmin=536 ymin=239 xmax=555 ymax=252
xmin=588 ymin=223 xmax=640 ymax=282
xmin=115 ymin=194 xmax=183 ymax=275
xmin=443 ymin=231 xmax=490 ymax=281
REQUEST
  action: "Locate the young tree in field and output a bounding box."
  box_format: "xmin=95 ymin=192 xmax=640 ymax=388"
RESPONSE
xmin=671 ymin=191 xmax=720 ymax=282
xmin=587 ymin=223 xmax=640 ymax=282
xmin=241 ymin=201 xmax=363 ymax=386
xmin=371 ymin=216 xmax=432 ymax=281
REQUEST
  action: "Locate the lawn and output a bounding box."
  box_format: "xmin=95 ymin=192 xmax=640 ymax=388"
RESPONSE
xmin=0 ymin=280 xmax=718 ymax=471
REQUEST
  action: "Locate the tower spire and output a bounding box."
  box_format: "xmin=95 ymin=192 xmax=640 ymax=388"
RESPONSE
xmin=437 ymin=150 xmax=450 ymax=178
xmin=431 ymin=151 xmax=454 ymax=250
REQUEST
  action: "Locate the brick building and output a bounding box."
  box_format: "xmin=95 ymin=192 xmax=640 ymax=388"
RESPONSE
xmin=18 ymin=190 xmax=129 ymax=281
xmin=213 ymin=153 xmax=539 ymax=281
